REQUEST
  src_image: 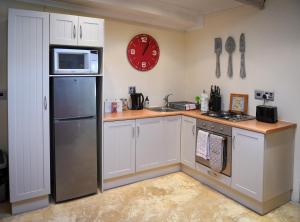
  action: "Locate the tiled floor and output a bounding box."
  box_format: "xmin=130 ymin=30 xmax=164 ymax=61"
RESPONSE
xmin=0 ymin=172 xmax=299 ymax=222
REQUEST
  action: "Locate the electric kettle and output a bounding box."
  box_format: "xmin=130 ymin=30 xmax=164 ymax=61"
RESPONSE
xmin=130 ymin=93 xmax=144 ymax=110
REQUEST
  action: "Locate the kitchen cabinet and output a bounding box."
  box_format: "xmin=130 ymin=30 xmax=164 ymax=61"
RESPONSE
xmin=78 ymin=16 xmax=104 ymax=47
xmin=181 ymin=116 xmax=196 ymax=169
xmin=50 ymin=13 xmax=104 ymax=47
xmin=50 ymin=13 xmax=78 ymax=46
xmin=136 ymin=118 xmax=164 ymax=172
xmin=103 ymin=120 xmax=136 ymax=179
xmin=232 ymin=128 xmax=264 ymax=201
xmin=163 ymin=116 xmax=181 ymax=165
xmin=8 ymin=9 xmax=50 ymax=214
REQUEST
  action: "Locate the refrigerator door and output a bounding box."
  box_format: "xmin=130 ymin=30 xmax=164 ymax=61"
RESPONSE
xmin=53 ymin=77 xmax=96 ymax=119
xmin=54 ymin=117 xmax=97 ymax=202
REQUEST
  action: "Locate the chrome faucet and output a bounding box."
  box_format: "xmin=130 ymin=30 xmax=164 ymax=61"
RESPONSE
xmin=164 ymin=94 xmax=173 ymax=108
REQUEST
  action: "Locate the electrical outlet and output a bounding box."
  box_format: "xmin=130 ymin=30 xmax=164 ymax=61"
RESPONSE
xmin=0 ymin=89 xmax=7 ymax=100
xmin=255 ymin=90 xmax=275 ymax=101
xmin=264 ymin=91 xmax=274 ymax=101
xmin=255 ymin=90 xmax=264 ymax=100
xmin=128 ymin=86 xmax=136 ymax=94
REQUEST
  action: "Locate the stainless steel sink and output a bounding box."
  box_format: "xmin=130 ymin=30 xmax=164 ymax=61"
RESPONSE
xmin=147 ymin=107 xmax=178 ymax=112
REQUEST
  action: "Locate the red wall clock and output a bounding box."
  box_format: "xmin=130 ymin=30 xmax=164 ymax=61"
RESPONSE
xmin=127 ymin=34 xmax=160 ymax=71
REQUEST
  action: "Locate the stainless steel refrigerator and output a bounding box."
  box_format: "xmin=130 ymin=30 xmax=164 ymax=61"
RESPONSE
xmin=51 ymin=77 xmax=97 ymax=202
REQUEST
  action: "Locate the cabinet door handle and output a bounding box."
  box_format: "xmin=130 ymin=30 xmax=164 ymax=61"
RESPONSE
xmin=80 ymin=25 xmax=82 ymax=39
xmin=132 ymin=127 xmax=135 ymax=138
xmin=44 ymin=96 xmax=47 ymax=110
xmin=192 ymin=125 xmax=196 ymax=135
xmin=73 ymin=24 xmax=76 ymax=39
xmin=233 ymin=135 xmax=235 ymax=149
xmin=137 ymin=126 xmax=140 ymax=137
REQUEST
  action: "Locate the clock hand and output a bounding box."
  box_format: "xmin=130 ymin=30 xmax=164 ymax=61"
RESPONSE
xmin=143 ymin=41 xmax=150 ymax=56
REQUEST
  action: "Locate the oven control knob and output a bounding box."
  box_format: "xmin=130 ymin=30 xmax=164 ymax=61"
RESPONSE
xmin=220 ymin=127 xmax=224 ymax=131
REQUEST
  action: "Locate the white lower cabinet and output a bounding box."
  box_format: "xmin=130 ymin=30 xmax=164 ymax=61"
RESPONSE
xmin=232 ymin=128 xmax=264 ymax=201
xmin=104 ymin=116 xmax=182 ymax=178
xmin=163 ymin=116 xmax=181 ymax=165
xmin=180 ymin=116 xmax=196 ymax=169
xmin=104 ymin=120 xmax=136 ymax=179
xmin=136 ymin=117 xmax=164 ymax=172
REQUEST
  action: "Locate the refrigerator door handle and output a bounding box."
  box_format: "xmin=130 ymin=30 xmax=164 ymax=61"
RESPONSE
xmin=44 ymin=96 xmax=47 ymax=110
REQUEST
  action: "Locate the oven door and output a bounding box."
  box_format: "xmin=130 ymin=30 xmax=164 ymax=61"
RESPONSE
xmin=53 ymin=48 xmax=91 ymax=74
xmin=195 ymin=129 xmax=232 ymax=177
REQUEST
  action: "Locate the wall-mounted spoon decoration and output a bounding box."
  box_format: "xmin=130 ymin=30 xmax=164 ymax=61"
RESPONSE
xmin=214 ymin=38 xmax=222 ymax=78
xmin=240 ymin=33 xmax=246 ymax=79
xmin=225 ymin=36 xmax=236 ymax=78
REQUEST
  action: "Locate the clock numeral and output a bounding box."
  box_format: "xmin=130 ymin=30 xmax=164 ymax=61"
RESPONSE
xmin=141 ymin=62 xmax=147 ymax=68
xmin=130 ymin=49 xmax=136 ymax=55
xmin=141 ymin=37 xmax=148 ymax=43
xmin=152 ymin=50 xmax=157 ymax=56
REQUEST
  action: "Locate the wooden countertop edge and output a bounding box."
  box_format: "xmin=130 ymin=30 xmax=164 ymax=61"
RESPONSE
xmin=103 ymin=110 xmax=297 ymax=134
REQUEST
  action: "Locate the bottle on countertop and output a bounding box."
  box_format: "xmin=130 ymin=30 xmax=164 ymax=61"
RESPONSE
xmin=144 ymin=96 xmax=150 ymax=108
xmin=200 ymin=90 xmax=209 ymax=112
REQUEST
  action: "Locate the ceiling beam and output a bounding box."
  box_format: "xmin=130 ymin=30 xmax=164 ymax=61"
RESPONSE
xmin=234 ymin=0 xmax=266 ymax=9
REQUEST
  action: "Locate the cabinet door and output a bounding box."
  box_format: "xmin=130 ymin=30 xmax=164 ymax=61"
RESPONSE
xmin=78 ymin=16 xmax=104 ymax=47
xmin=181 ymin=116 xmax=196 ymax=169
xmin=232 ymin=128 xmax=264 ymax=201
xmin=8 ymin=9 xmax=50 ymax=203
xmin=136 ymin=118 xmax=164 ymax=172
xmin=50 ymin=13 xmax=78 ymax=45
xmin=104 ymin=120 xmax=136 ymax=179
xmin=163 ymin=116 xmax=181 ymax=165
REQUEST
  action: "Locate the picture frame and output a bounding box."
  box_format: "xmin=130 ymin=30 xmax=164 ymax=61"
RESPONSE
xmin=229 ymin=93 xmax=248 ymax=114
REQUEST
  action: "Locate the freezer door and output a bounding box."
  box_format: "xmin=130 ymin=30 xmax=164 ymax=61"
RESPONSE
xmin=54 ymin=117 xmax=97 ymax=202
xmin=53 ymin=77 xmax=96 ymax=119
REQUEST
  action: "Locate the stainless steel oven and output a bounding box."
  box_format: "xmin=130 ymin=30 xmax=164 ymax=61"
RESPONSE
xmin=196 ymin=119 xmax=232 ymax=177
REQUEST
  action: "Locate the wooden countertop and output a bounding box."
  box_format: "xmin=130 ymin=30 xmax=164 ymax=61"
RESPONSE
xmin=104 ymin=109 xmax=296 ymax=134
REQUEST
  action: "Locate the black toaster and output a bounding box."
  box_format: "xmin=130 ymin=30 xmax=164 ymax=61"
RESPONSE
xmin=256 ymin=105 xmax=278 ymax=123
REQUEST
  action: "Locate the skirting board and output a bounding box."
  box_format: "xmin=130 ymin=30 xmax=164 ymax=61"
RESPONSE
xmin=103 ymin=164 xmax=181 ymax=190
xmin=181 ymin=164 xmax=291 ymax=215
xmin=11 ymin=195 xmax=49 ymax=215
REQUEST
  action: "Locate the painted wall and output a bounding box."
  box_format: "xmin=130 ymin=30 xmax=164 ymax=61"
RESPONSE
xmin=184 ymin=0 xmax=300 ymax=202
xmin=103 ymin=20 xmax=185 ymax=106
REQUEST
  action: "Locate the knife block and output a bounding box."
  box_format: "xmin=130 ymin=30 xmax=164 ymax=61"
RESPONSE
xmin=209 ymin=95 xmax=222 ymax=112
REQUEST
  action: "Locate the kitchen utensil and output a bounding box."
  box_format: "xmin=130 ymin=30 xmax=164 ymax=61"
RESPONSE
xmin=225 ymin=36 xmax=236 ymax=78
xmin=214 ymin=38 xmax=222 ymax=78
xmin=240 ymin=33 xmax=246 ymax=79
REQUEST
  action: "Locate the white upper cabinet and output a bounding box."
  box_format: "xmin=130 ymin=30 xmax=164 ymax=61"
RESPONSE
xmin=8 ymin=9 xmax=50 ymax=203
xmin=136 ymin=118 xmax=164 ymax=172
xmin=50 ymin=13 xmax=104 ymax=47
xmin=163 ymin=116 xmax=181 ymax=165
xmin=232 ymin=128 xmax=264 ymax=201
xmin=78 ymin=16 xmax=104 ymax=47
xmin=50 ymin=13 xmax=78 ymax=46
xmin=181 ymin=116 xmax=196 ymax=169
xmin=103 ymin=120 xmax=136 ymax=179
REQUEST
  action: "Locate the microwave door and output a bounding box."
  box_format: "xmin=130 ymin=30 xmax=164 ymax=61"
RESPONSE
xmin=53 ymin=49 xmax=91 ymax=74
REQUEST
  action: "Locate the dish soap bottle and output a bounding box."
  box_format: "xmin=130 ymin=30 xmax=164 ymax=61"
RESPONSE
xmin=201 ymin=90 xmax=209 ymax=112
xmin=144 ymin=96 xmax=150 ymax=108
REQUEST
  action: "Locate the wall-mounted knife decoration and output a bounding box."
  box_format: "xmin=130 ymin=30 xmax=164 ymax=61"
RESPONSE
xmin=225 ymin=36 xmax=236 ymax=78
xmin=240 ymin=33 xmax=246 ymax=79
xmin=214 ymin=38 xmax=222 ymax=78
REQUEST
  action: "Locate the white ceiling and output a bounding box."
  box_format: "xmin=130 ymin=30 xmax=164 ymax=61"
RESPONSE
xmin=19 ymin=0 xmax=259 ymax=31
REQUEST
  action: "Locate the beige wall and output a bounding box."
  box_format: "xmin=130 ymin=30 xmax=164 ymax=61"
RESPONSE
xmin=184 ymin=0 xmax=300 ymax=202
xmin=103 ymin=20 xmax=185 ymax=106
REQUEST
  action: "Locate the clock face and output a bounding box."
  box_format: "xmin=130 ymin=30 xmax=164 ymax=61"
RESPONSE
xmin=127 ymin=34 xmax=160 ymax=71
